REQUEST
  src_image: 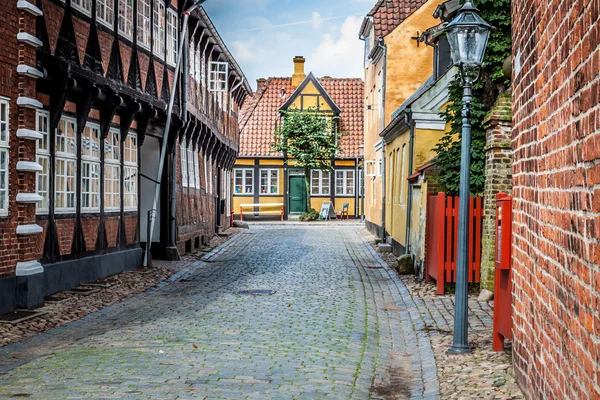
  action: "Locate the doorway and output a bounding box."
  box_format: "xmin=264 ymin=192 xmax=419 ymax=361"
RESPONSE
xmin=289 ymin=175 xmax=307 ymax=214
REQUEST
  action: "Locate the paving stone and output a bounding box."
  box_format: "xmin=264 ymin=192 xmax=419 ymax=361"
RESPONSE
xmin=0 ymin=225 xmax=441 ymax=399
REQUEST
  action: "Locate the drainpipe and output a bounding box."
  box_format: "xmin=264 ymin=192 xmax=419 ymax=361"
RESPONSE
xmin=378 ymin=39 xmax=387 ymax=243
xmin=144 ymin=0 xmax=207 ymax=267
xmin=170 ymin=22 xmax=191 ymax=248
xmin=404 ymin=110 xmax=415 ymax=255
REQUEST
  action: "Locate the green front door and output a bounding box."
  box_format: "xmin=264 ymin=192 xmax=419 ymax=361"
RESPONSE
xmin=289 ymin=176 xmax=307 ymax=213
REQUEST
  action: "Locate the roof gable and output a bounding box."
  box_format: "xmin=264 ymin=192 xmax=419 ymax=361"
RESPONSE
xmin=279 ymin=72 xmax=341 ymax=114
xmin=239 ymin=77 xmax=364 ymax=158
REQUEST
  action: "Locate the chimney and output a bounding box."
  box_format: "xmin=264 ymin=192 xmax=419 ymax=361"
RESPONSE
xmin=256 ymin=78 xmax=267 ymax=93
xmin=292 ymin=56 xmax=306 ymax=87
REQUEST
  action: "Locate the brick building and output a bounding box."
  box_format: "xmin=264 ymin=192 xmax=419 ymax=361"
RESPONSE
xmin=512 ymin=0 xmax=600 ymax=398
xmin=0 ymin=0 xmax=250 ymax=314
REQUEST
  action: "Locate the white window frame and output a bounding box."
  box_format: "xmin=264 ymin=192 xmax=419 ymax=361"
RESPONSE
xmin=36 ymin=110 xmax=50 ymax=215
xmin=55 ymin=117 xmax=77 ymax=214
xmin=226 ymin=171 xmax=231 ymax=217
xmin=153 ymin=0 xmax=165 ymax=59
xmin=193 ymin=150 xmax=201 ymax=189
xmin=96 ymin=0 xmax=114 ymax=28
xmin=118 ymin=0 xmax=134 ymax=38
xmin=260 ymin=169 xmax=279 ymax=195
xmin=104 ymin=128 xmax=120 ymax=211
xmin=72 ymin=0 xmax=92 ymax=16
xmin=335 ymin=170 xmax=355 ymax=196
xmin=180 ymin=138 xmax=187 ymax=187
xmin=311 ymin=170 xmax=330 ymax=196
xmin=166 ymin=8 xmax=178 ymax=66
xmin=209 ymin=61 xmax=228 ymax=92
xmin=81 ymin=123 xmax=101 ymax=212
xmin=0 ymin=98 xmax=9 ymax=217
xmin=365 ymin=160 xmax=375 ymax=177
xmin=187 ymin=146 xmax=195 ymax=190
xmin=208 ymin=156 xmax=213 ymax=194
xmin=234 ymin=168 xmax=253 ymax=195
xmin=137 ymin=0 xmax=151 ymax=49
xmin=123 ymin=133 xmax=138 ymax=211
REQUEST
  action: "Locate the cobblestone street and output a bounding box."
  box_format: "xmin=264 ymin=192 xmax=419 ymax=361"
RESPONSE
xmin=0 ymin=225 xmax=441 ymax=399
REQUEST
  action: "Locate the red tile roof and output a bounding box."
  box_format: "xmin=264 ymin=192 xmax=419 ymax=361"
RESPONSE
xmin=240 ymin=77 xmax=364 ymax=158
xmin=368 ymin=0 xmax=430 ymax=38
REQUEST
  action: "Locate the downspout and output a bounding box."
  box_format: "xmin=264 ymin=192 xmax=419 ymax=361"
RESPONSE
xmin=404 ymin=110 xmax=415 ymax=255
xmin=144 ymin=0 xmax=207 ymax=267
xmin=170 ymin=19 xmax=191 ymax=248
xmin=378 ymin=39 xmax=387 ymax=242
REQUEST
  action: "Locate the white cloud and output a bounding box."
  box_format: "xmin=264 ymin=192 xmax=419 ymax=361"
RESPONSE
xmin=230 ymin=38 xmax=267 ymax=64
xmin=309 ymin=16 xmax=364 ymax=79
xmin=312 ymin=11 xmax=323 ymax=30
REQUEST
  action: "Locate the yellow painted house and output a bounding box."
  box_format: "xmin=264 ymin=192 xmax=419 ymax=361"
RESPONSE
xmin=359 ymin=0 xmax=458 ymax=255
xmin=235 ymin=57 xmax=364 ymax=220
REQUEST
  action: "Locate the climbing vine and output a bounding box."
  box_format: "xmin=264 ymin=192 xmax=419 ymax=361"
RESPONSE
xmin=433 ymin=0 xmax=512 ymax=196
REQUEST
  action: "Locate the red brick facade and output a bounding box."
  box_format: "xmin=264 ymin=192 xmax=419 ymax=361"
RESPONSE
xmin=512 ymin=1 xmax=600 ymax=398
xmin=0 ymin=2 xmax=249 ymax=313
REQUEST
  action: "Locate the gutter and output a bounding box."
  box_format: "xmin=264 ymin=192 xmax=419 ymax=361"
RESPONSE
xmin=404 ymin=110 xmax=415 ymax=255
xmin=378 ymin=39 xmax=387 ymax=243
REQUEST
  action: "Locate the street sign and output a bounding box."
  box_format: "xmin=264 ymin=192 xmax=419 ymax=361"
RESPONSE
xmin=320 ymin=201 xmax=336 ymax=220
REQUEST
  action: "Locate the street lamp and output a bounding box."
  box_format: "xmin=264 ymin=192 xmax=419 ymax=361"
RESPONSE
xmin=444 ymin=0 xmax=491 ymax=355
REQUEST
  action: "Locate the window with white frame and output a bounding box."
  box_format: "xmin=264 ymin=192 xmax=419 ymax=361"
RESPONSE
xmin=124 ymin=133 xmax=138 ymax=210
xmin=137 ymin=0 xmax=151 ymax=49
xmin=36 ymin=110 xmax=50 ymax=214
xmin=166 ymin=9 xmax=178 ymax=66
xmin=193 ymin=151 xmax=201 ymax=189
xmin=226 ymin=171 xmax=231 ymax=216
xmin=104 ymin=129 xmax=120 ymax=211
xmin=365 ymin=160 xmax=375 ymax=176
xmin=209 ymin=62 xmax=228 ymax=92
xmin=118 ymin=0 xmax=134 ymax=38
xmin=72 ymin=0 xmax=92 ymax=15
xmin=55 ymin=117 xmax=77 ymax=213
xmin=0 ymin=99 xmax=9 ymax=216
xmin=194 ymin=45 xmax=202 ymax=83
xmin=234 ymin=168 xmax=253 ymax=194
xmin=208 ymin=156 xmax=213 ymax=193
xmin=81 ymin=123 xmax=101 ymax=212
xmin=335 ymin=170 xmax=355 ymax=196
xmin=180 ymin=138 xmax=187 ymax=187
xmin=153 ymin=0 xmax=165 ymax=58
xmin=400 ymin=144 xmax=407 ymax=204
xmin=260 ymin=169 xmax=279 ymax=194
xmin=186 ymin=145 xmax=194 ymax=188
xmin=311 ymin=170 xmax=330 ymax=196
xmin=97 ymin=0 xmax=114 ymax=28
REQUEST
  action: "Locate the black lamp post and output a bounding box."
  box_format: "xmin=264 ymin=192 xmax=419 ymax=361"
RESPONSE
xmin=444 ymin=0 xmax=491 ymax=355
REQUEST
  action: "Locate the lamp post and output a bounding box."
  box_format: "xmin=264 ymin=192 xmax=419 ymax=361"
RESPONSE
xmin=444 ymin=0 xmax=491 ymax=354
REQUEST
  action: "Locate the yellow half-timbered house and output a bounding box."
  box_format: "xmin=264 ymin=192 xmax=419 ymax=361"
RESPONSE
xmin=235 ymin=57 xmax=364 ymax=220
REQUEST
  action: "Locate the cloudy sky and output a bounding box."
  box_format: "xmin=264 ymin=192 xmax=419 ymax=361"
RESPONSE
xmin=203 ymin=0 xmax=375 ymax=90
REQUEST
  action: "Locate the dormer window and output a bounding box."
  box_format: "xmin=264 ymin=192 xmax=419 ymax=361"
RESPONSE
xmin=209 ymin=62 xmax=228 ymax=92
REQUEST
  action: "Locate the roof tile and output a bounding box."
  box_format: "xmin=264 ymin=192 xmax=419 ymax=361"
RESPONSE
xmin=367 ymin=0 xmax=429 ymax=38
xmin=240 ymin=77 xmax=364 ymax=158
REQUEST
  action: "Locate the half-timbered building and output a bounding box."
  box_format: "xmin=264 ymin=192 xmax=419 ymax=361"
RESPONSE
xmin=0 ymin=0 xmax=250 ymax=313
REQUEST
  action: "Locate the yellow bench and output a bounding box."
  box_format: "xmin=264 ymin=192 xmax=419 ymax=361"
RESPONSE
xmin=240 ymin=203 xmax=284 ymax=221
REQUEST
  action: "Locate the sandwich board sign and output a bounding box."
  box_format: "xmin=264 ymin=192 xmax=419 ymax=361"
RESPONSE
xmin=320 ymin=201 xmax=336 ymax=220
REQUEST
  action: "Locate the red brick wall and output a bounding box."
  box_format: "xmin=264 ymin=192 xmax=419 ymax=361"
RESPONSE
xmin=511 ymin=1 xmax=600 ymax=398
xmin=0 ymin=1 xmax=25 ymax=277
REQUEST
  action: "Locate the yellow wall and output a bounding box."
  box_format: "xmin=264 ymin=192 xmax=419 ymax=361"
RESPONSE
xmin=385 ymin=132 xmax=410 ymax=244
xmin=335 ymin=160 xmax=355 ymax=167
xmin=290 ymin=81 xmax=334 ymax=112
xmin=362 ymin=0 xmax=442 ymax=233
xmin=235 ymin=159 xmax=254 ymax=166
xmin=259 ymin=159 xmax=284 ymax=166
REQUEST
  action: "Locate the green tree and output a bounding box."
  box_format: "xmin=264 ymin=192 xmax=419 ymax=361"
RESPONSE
xmin=271 ymin=108 xmax=342 ymax=211
xmin=433 ymin=0 xmax=512 ymax=196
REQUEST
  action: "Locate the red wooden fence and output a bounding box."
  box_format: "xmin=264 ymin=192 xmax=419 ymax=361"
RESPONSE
xmin=425 ymin=192 xmax=484 ymax=294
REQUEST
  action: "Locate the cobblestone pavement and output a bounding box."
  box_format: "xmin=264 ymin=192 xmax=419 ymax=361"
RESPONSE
xmin=0 ymin=225 xmax=441 ymax=399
